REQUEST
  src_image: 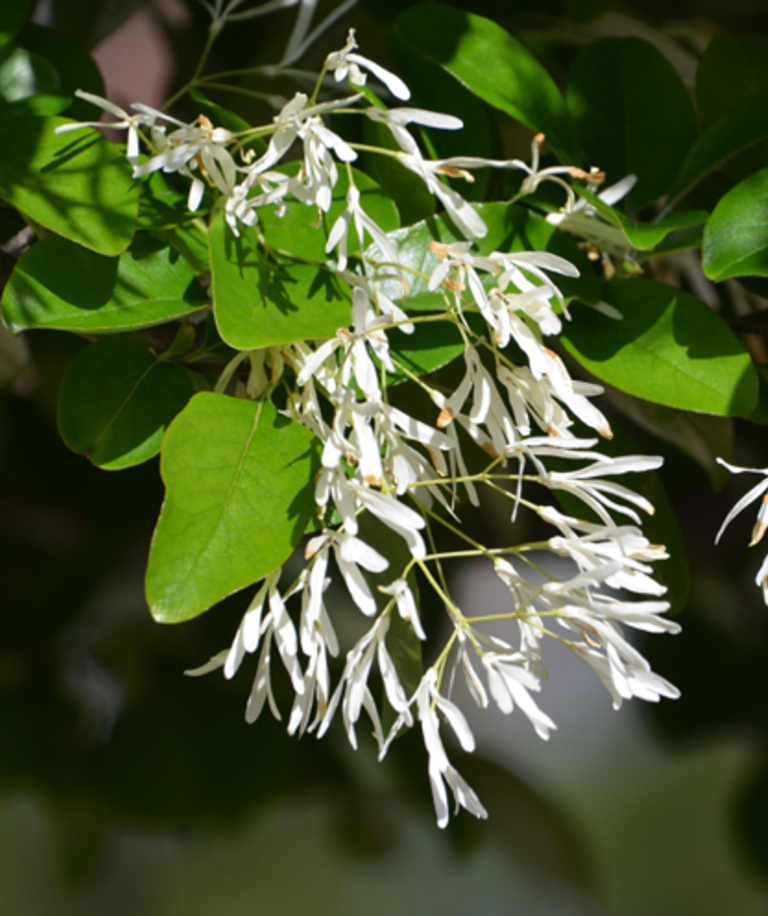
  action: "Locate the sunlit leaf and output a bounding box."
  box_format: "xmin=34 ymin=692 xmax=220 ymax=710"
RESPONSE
xmin=390 ymin=4 xmax=579 ymax=164
xmin=0 ymin=116 xmax=137 ymax=254
xmin=2 ymin=233 xmax=208 ymax=334
xmin=146 ymin=394 xmax=319 ymax=622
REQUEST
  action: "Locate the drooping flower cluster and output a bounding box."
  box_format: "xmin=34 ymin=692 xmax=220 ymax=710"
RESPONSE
xmin=60 ymin=26 xmax=681 ymax=827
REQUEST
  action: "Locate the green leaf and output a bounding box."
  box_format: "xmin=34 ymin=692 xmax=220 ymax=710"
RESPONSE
xmin=702 ymin=167 xmax=768 ymax=281
xmin=573 ymin=186 xmax=707 ymax=250
xmin=667 ymin=89 xmax=768 ymax=203
xmin=390 ymin=3 xmax=579 ymax=164
xmin=0 ymin=45 xmax=63 ymax=112
xmin=146 ymin=394 xmax=319 ymax=623
xmin=0 ymin=0 xmax=33 ymax=45
xmin=388 ymin=320 xmax=465 ymax=382
xmin=567 ymin=38 xmax=697 ymax=210
xmin=561 ymin=279 xmax=758 ymax=416
xmin=138 ymin=170 xmax=194 ymax=230
xmin=2 ymin=234 xmax=208 ymax=334
xmin=58 ymin=336 xmax=195 ymax=469
xmin=697 ymin=36 xmax=768 ymax=129
xmin=151 ymin=222 xmax=211 ymax=274
xmin=259 ymin=166 xmax=399 ymax=262
xmin=209 ymin=214 xmax=352 ymax=349
xmin=16 ymin=22 xmax=105 ymax=121
xmin=0 ymin=116 xmax=137 ymax=254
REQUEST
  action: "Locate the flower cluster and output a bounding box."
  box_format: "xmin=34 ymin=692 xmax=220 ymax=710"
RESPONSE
xmin=61 ymin=28 xmax=681 ymax=827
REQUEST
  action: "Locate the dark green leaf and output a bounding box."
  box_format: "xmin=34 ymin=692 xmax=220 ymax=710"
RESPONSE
xmin=749 ymin=367 xmax=768 ymax=425
xmin=702 ymin=167 xmax=768 ymax=281
xmin=0 ymin=116 xmax=137 ymax=254
xmin=567 ymin=38 xmax=697 ymax=210
xmin=388 ymin=319 xmax=465 ymax=382
xmin=697 ymin=36 xmax=768 ymax=129
xmin=390 ymin=4 xmax=579 ymax=164
xmin=561 ymin=279 xmax=758 ymax=416
xmin=146 ymin=394 xmax=319 ymax=622
xmin=16 ymin=22 xmax=105 ymax=121
xmin=58 ymin=336 xmax=195 ymax=469
xmin=460 ymin=756 xmax=593 ymax=889
xmin=603 ymin=386 xmax=733 ymax=488
xmin=209 ymin=214 xmax=352 ymax=349
xmin=667 ymin=89 xmax=768 ymax=203
xmin=0 ymin=0 xmax=33 ymax=45
xmin=2 ymin=234 xmax=208 ymax=334
xmin=259 ymin=166 xmax=399 ymax=263
xmin=138 ymin=171 xmax=194 ymax=230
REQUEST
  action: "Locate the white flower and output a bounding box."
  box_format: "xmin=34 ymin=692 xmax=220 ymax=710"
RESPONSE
xmin=54 ymin=90 xmax=158 ymax=165
xmin=326 ymin=181 xmax=398 ymax=270
xmin=390 ymin=669 xmax=487 ymax=829
xmin=481 ymin=652 xmax=557 ymax=740
xmin=134 ymin=113 xmax=237 ymax=210
xmin=365 ymin=106 xmax=462 ymax=156
xmin=546 ymin=454 xmax=662 ymax=525
xmin=395 ymin=152 xmax=487 ymax=239
xmin=326 ymin=29 xmax=411 ymax=101
xmin=546 ymin=174 xmax=638 ymax=262
xmin=715 ymin=458 xmax=768 ymax=604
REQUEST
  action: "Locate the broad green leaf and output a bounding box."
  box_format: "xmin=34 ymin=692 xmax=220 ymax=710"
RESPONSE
xmin=702 ymin=167 xmax=768 ymax=281
xmin=667 ymin=89 xmax=768 ymax=203
xmin=209 ymin=214 xmax=352 ymax=349
xmin=146 ymin=394 xmax=318 ymax=622
xmin=697 ymin=36 xmax=768 ymax=129
xmin=573 ymin=186 xmax=707 ymax=250
xmin=0 ymin=46 xmax=64 ymax=114
xmin=390 ymin=4 xmax=579 ymax=164
xmin=2 ymin=234 xmax=208 ymax=334
xmin=16 ymin=22 xmax=105 ymax=121
xmin=567 ymin=38 xmax=697 ymax=210
xmin=388 ymin=319 xmax=465 ymax=382
xmin=561 ymin=279 xmax=758 ymax=416
xmin=0 ymin=0 xmax=33 ymax=45
xmin=151 ymin=222 xmax=210 ymax=274
xmin=259 ymin=166 xmax=399 ymax=263
xmin=0 ymin=116 xmax=137 ymax=254
xmin=58 ymin=336 xmax=194 ymax=469
xmin=138 ymin=171 xmax=195 ymax=230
